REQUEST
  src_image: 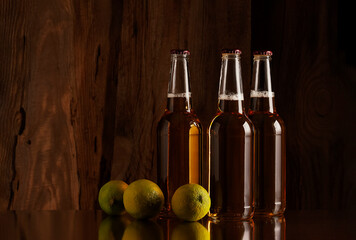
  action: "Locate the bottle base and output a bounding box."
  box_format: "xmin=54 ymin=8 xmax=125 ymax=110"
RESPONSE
xmin=254 ymin=206 xmax=286 ymax=217
xmin=254 ymin=212 xmax=285 ymax=218
xmin=208 ymin=212 xmax=254 ymax=222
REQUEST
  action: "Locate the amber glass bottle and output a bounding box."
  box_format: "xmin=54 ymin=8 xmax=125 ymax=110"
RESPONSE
xmin=248 ymin=51 xmax=286 ymax=216
xmin=209 ymin=49 xmax=255 ymax=220
xmin=157 ymin=50 xmax=202 ymax=217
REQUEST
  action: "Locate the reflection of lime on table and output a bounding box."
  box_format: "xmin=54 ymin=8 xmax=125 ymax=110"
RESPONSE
xmin=122 ymin=220 xmax=164 ymax=240
xmin=98 ymin=216 xmax=130 ymax=240
xmin=171 ymin=222 xmax=210 ymax=240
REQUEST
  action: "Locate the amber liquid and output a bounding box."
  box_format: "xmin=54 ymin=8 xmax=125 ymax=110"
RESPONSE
xmin=248 ymin=97 xmax=286 ymax=216
xmin=157 ymin=97 xmax=202 ymax=216
xmin=209 ymin=100 xmax=255 ymax=220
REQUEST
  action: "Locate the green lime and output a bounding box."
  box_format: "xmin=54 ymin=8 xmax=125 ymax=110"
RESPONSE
xmin=98 ymin=180 xmax=128 ymax=215
xmin=123 ymin=179 xmax=164 ymax=219
xmin=171 ymin=184 xmax=211 ymax=221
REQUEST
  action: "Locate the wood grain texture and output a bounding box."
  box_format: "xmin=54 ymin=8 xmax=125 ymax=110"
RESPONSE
xmin=1 ymin=0 xmax=354 ymax=211
xmin=0 ymin=0 xmax=118 ymax=210
xmin=0 ymin=0 xmax=29 ymax=209
xmin=252 ymin=0 xmax=356 ymax=209
xmin=0 ymin=0 xmax=251 ymax=210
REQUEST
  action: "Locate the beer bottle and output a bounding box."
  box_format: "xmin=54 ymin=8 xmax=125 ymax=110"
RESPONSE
xmin=209 ymin=49 xmax=255 ymax=220
xmin=157 ymin=49 xmax=202 ymax=217
xmin=248 ymin=51 xmax=286 ymax=216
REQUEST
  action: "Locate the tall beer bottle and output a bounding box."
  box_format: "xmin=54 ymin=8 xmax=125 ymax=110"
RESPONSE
xmin=248 ymin=51 xmax=286 ymax=216
xmin=209 ymin=49 xmax=255 ymax=220
xmin=157 ymin=49 xmax=202 ymax=217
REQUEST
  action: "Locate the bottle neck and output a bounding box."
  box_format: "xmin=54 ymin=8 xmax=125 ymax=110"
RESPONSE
xmin=249 ymin=56 xmax=276 ymax=113
xmin=218 ymin=54 xmax=245 ymax=113
xmin=167 ymin=54 xmax=192 ymax=112
xmin=167 ymin=97 xmax=192 ymax=112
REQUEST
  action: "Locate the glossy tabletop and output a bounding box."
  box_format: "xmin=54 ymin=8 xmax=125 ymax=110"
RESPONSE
xmin=0 ymin=210 xmax=354 ymax=239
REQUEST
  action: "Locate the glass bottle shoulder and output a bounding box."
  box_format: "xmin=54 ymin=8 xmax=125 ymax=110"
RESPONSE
xmin=158 ymin=109 xmax=202 ymax=130
xmin=209 ymin=111 xmax=254 ymax=136
xmin=248 ymin=111 xmax=285 ymax=135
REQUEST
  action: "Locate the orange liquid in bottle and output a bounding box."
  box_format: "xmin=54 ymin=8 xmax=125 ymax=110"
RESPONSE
xmin=157 ymin=97 xmax=202 ymax=216
xmin=249 ymin=97 xmax=286 ymax=216
xmin=209 ymin=99 xmax=255 ymax=220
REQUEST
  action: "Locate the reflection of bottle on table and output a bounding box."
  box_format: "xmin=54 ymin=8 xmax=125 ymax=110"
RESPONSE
xmin=207 ymin=219 xmax=254 ymax=240
xmin=254 ymin=216 xmax=286 ymax=240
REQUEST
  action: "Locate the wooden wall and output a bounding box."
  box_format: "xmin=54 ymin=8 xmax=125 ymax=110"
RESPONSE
xmin=0 ymin=0 xmax=355 ymax=211
xmin=0 ymin=0 xmax=251 ymax=210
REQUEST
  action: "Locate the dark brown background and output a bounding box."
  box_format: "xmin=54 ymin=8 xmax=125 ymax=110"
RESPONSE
xmin=0 ymin=0 xmax=355 ymax=210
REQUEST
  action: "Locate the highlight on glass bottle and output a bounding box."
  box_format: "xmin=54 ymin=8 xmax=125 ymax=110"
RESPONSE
xmin=208 ymin=49 xmax=255 ymax=220
xmin=248 ymin=50 xmax=286 ymax=216
xmin=157 ymin=49 xmax=202 ymax=217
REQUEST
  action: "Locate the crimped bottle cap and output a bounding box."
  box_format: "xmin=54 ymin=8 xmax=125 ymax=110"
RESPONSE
xmin=222 ymin=49 xmax=242 ymax=54
xmin=170 ymin=49 xmax=190 ymax=55
xmin=253 ymin=50 xmax=273 ymax=56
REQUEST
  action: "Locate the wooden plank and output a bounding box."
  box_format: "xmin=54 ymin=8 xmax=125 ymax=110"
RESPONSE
xmin=70 ymin=0 xmax=118 ymax=210
xmin=0 ymin=0 xmax=29 ymax=210
xmin=0 ymin=0 xmax=118 ymax=210
xmin=5 ymin=0 xmax=82 ymax=209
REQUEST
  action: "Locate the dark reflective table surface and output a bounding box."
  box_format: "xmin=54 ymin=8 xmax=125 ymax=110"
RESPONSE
xmin=0 ymin=210 xmax=355 ymax=239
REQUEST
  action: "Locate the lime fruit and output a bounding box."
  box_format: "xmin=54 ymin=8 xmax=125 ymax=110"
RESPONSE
xmin=122 ymin=220 xmax=163 ymax=240
xmin=171 ymin=222 xmax=210 ymax=240
xmin=171 ymin=184 xmax=211 ymax=221
xmin=123 ymin=179 xmax=164 ymax=219
xmin=98 ymin=180 xmax=128 ymax=215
